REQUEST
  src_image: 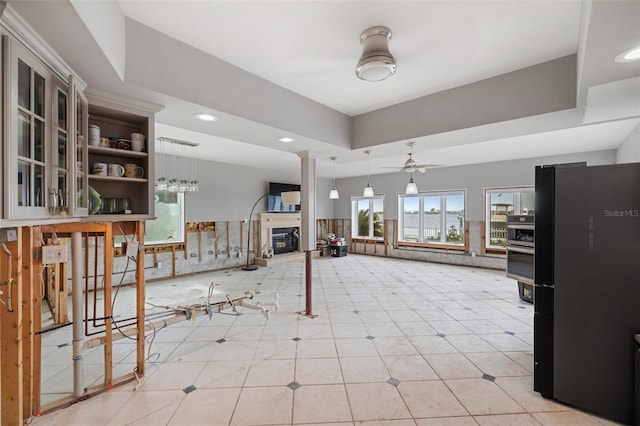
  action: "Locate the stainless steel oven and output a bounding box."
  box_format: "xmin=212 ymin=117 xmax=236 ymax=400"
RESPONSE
xmin=506 ymin=215 xmax=534 ymax=284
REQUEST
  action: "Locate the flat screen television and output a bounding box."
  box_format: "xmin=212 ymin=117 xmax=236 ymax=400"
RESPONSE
xmin=268 ymin=182 xmax=301 ymax=212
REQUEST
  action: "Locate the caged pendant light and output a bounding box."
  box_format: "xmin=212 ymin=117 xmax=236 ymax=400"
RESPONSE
xmin=362 ymin=150 xmax=374 ymax=197
xmin=329 ymin=156 xmax=339 ymax=199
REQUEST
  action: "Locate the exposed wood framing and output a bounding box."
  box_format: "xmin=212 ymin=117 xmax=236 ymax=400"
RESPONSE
xmin=22 ymin=227 xmax=35 ymax=418
xmin=103 ymin=223 xmax=113 ymax=387
xmin=32 ymin=227 xmax=43 ymax=413
xmin=1 ymin=228 xmax=24 ymax=425
xmin=135 ymin=223 xmax=145 ymax=375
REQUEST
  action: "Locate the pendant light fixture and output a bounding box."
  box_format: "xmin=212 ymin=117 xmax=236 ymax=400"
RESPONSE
xmin=363 ymin=150 xmax=374 ymax=197
xmin=329 ymin=156 xmax=339 ymax=199
xmin=405 ymin=173 xmax=418 ymax=195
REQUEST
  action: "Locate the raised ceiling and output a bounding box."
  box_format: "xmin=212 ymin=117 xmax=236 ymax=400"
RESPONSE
xmin=8 ymin=0 xmax=640 ymax=178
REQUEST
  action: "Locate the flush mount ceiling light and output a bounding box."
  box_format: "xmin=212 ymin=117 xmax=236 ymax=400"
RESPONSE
xmin=194 ymin=113 xmax=217 ymax=122
xmin=356 ymin=26 xmax=397 ymax=82
xmin=278 ymin=137 xmax=295 ymax=143
xmin=329 ymin=156 xmax=339 ymax=200
xmin=363 ymin=150 xmax=374 ymax=197
xmin=615 ymin=44 xmax=640 ymax=63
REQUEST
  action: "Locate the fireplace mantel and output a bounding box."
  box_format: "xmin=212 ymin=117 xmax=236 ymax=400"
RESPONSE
xmin=259 ymin=213 xmax=302 ymax=256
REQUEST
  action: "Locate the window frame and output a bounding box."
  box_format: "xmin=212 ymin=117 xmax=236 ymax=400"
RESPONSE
xmin=397 ymin=190 xmax=466 ymax=248
xmin=145 ymin=191 xmax=186 ymax=245
xmin=351 ymin=194 xmax=385 ymax=240
xmin=484 ymin=186 xmax=534 ymax=249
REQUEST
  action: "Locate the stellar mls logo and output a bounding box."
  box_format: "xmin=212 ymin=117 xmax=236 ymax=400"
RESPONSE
xmin=603 ymin=209 xmax=639 ymax=217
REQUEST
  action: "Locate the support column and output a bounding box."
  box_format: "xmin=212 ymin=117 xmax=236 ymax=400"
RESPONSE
xmin=135 ymin=222 xmax=146 ymax=375
xmin=298 ymin=151 xmax=317 ymax=318
xmin=71 ymin=231 xmax=84 ymax=397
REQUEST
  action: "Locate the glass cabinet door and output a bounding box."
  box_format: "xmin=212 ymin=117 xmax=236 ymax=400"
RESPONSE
xmin=52 ymin=80 xmax=70 ymax=215
xmin=6 ymin=37 xmax=52 ymax=218
xmin=70 ymin=75 xmax=88 ymax=216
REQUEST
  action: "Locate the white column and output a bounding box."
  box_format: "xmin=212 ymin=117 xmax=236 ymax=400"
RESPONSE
xmin=298 ymin=151 xmax=317 ymax=251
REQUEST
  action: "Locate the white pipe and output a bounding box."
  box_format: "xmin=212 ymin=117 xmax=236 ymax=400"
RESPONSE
xmin=71 ymin=232 xmax=84 ymax=397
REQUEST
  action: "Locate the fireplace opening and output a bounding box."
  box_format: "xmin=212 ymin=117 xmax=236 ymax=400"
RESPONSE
xmin=272 ymin=227 xmax=299 ymax=254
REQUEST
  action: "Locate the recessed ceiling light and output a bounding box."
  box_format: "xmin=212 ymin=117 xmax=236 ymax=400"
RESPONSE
xmin=615 ymin=45 xmax=640 ymax=63
xmin=194 ymin=113 xmax=217 ymax=122
xmin=278 ymin=137 xmax=295 ymax=143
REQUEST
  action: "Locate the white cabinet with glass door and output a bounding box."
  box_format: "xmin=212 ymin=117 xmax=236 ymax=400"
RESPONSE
xmin=2 ymin=35 xmax=86 ymax=220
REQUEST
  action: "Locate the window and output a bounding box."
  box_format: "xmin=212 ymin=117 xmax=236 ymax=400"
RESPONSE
xmin=351 ymin=195 xmax=384 ymax=239
xmin=146 ymin=192 xmax=185 ymax=244
xmin=398 ymin=191 xmax=465 ymax=245
xmin=485 ymin=187 xmax=534 ymax=248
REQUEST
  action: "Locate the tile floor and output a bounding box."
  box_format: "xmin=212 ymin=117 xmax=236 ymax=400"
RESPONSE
xmin=31 ymin=254 xmax=617 ymax=425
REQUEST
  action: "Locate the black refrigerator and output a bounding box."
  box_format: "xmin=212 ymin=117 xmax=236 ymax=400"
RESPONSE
xmin=534 ymin=162 xmax=640 ymax=425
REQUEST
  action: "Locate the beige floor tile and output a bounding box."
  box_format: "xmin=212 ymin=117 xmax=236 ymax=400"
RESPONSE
xmin=193 ymin=360 xmax=250 ymax=388
xmin=474 ymin=413 xmax=541 ymax=425
xmin=165 ymin=340 xmax=218 ymax=362
xmin=445 ymin=378 xmax=524 ymax=415
xmin=296 ymin=357 xmax=343 ymax=384
xmin=364 ymin=322 xmax=405 ymax=337
xmin=445 ymin=335 xmax=498 ymax=353
xmin=185 ymin=325 xmax=230 ymax=341
xmin=260 ymin=324 xmax=298 ymax=340
xmin=340 ymin=356 xmax=390 ymax=383
xmin=415 ymin=417 xmax=477 ymax=425
xmin=335 ymin=338 xmax=378 ymax=357
xmin=31 ymin=391 xmax=134 ymax=425
xmin=409 ymin=336 xmax=459 ymax=354
xmin=332 ymin=322 xmax=369 ymax=338
xmin=358 ymin=420 xmax=417 ymax=425
xmin=465 ymin=352 xmax=530 ymax=377
xmin=346 ymin=383 xmax=412 ymax=421
xmin=424 ymin=354 xmax=483 ymax=380
xmin=372 ymin=336 xmax=419 ymax=356
xmin=427 ymin=320 xmax=473 ymax=335
xmin=297 ymin=323 xmax=334 ymax=338
xmin=395 ymin=321 xmax=438 ymax=336
xmin=106 ymin=389 xmax=185 ymax=425
xmin=398 ymin=381 xmax=469 ymax=418
xmin=210 ymin=340 xmax=258 ymax=361
xmin=382 ymin=355 xmax=439 ymax=381
xmin=168 ymin=388 xmax=241 ymax=425
xmin=253 ymin=339 xmax=297 ymax=361
xmin=495 ymin=376 xmax=569 ymax=412
xmin=477 ymin=334 xmax=531 ymax=352
xmin=293 ymin=384 xmax=353 ymax=424
xmin=531 ymin=410 xmax=616 ymax=425
xmin=224 ymin=325 xmax=265 ymax=341
xmin=230 ymin=386 xmax=293 ymax=425
xmin=244 ymin=358 xmax=295 ymax=386
xmin=140 ymin=362 xmax=206 ymax=391
xmin=503 ymin=351 xmax=533 ymax=373
xmin=296 ymin=338 xmax=338 ymax=358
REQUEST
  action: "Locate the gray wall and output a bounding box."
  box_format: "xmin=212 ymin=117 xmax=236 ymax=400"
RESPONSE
xmin=616 ymin=123 xmax=640 ymax=164
xmin=180 ymin=155 xmax=334 ymax=222
xmin=331 ymin=150 xmax=616 ymax=221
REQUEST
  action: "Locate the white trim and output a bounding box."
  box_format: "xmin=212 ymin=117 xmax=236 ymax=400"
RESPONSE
xmin=85 ymin=88 xmax=164 ymax=115
xmin=0 ymin=3 xmax=86 ymax=90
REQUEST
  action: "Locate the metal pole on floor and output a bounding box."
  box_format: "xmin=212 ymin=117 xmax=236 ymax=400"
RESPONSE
xmin=305 ymin=250 xmax=312 ymax=315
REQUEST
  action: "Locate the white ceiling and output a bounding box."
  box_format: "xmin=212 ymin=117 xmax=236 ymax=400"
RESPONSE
xmin=9 ymin=0 xmax=640 ymax=179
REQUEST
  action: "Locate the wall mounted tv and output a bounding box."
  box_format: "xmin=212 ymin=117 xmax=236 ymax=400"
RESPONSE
xmin=268 ymin=182 xmax=301 ymax=212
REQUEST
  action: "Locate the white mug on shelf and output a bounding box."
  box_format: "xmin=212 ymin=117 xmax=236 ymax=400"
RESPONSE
xmin=88 ymin=125 xmax=100 ymax=146
xmin=131 ymin=135 xmax=145 ymax=152
xmin=92 ymin=162 xmax=107 ymax=176
xmin=107 ymin=163 xmax=125 ymax=177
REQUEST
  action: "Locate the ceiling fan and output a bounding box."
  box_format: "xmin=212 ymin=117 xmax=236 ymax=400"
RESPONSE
xmin=383 ymin=142 xmax=440 ymax=173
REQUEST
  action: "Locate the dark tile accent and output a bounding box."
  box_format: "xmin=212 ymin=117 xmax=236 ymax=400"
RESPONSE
xmin=436 ymin=333 xmax=446 ymax=338
xmin=216 ymin=338 xmax=226 ymax=344
xmin=366 ymin=335 xmax=375 ymax=340
xmin=504 ymin=331 xmax=515 ymax=335
xmin=287 ymin=381 xmax=301 ymax=390
xmin=482 ymin=374 xmax=496 ymax=382
xmin=518 ymin=306 xmax=526 ymax=309
xmin=353 ymin=310 xmax=359 ymax=314
xmin=292 ymin=337 xmax=301 ymax=342
xmin=183 ymin=385 xmax=197 ymax=394
xmin=387 ymin=377 xmax=400 ymax=387
xmin=57 ymin=343 xmax=69 ymax=348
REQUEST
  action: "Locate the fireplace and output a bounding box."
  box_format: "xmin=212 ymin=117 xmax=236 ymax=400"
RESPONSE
xmin=259 ymin=213 xmax=302 ymax=257
xmin=272 ymin=227 xmax=299 ymax=254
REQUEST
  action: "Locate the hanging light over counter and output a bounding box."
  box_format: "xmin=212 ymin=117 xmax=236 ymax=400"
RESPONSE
xmin=156 ymin=137 xmax=199 ymax=192
xmin=363 ymin=150 xmax=374 ymax=197
xmin=329 ymin=156 xmax=339 ymax=199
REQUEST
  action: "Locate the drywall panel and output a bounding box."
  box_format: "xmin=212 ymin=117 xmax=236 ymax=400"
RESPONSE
xmin=616 ymin=123 xmax=640 ymax=163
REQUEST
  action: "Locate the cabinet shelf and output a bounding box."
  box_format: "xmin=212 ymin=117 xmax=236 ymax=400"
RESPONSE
xmin=88 ymin=175 xmax=148 ymax=183
xmin=88 ymin=146 xmax=148 ymax=159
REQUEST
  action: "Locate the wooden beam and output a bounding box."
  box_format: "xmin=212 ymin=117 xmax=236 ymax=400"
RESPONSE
xmin=32 ymin=227 xmax=43 ymax=414
xmin=136 ymin=222 xmax=146 ymax=376
xmin=21 ymin=227 xmax=34 ymax=418
xmin=41 ymin=222 xmax=107 ymax=234
xmin=1 ymin=229 xmax=24 ymax=425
